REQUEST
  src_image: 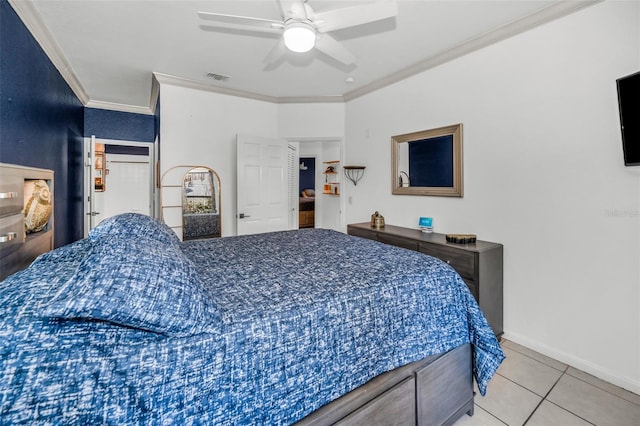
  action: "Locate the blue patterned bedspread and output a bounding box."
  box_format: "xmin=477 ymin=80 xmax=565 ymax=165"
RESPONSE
xmin=0 ymin=214 xmax=503 ymax=425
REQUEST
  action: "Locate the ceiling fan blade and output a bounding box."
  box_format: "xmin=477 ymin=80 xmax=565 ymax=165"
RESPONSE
xmin=314 ymin=34 xmax=356 ymax=65
xmin=263 ymin=39 xmax=288 ymax=68
xmin=276 ymin=0 xmax=308 ymax=20
xmin=197 ymin=11 xmax=284 ymax=33
xmin=313 ymin=0 xmax=397 ymax=33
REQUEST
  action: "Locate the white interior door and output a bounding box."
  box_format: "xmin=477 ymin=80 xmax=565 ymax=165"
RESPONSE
xmin=84 ymin=137 xmax=155 ymax=236
xmin=97 ymin=154 xmax=150 ymax=223
xmin=237 ymin=134 xmax=289 ymax=236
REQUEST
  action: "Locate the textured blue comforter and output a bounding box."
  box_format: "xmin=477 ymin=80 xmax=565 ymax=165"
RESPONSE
xmin=0 ymin=214 xmax=503 ymax=424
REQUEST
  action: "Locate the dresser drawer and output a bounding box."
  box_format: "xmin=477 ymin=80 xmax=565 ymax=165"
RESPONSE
xmin=463 ymin=279 xmax=478 ymax=300
xmin=419 ymin=243 xmax=476 ymax=280
xmin=0 ymin=176 xmax=23 ymax=217
xmin=334 ymin=376 xmax=415 ymax=426
xmin=0 ymin=213 xmax=25 ymax=257
xmin=378 ymin=233 xmax=419 ymax=251
xmin=347 ymin=226 xmax=377 ymax=241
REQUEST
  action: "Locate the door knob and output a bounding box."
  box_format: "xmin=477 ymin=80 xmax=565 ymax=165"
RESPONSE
xmin=239 ymin=213 xmax=251 ymax=219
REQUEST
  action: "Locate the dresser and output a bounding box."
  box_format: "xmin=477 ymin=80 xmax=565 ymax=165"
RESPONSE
xmin=0 ymin=163 xmax=54 ymax=281
xmin=347 ymin=222 xmax=503 ymax=337
xmin=299 ymin=210 xmax=315 ymax=228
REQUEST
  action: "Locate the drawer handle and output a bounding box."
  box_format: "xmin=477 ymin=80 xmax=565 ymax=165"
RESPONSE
xmin=0 ymin=232 xmax=18 ymax=243
xmin=0 ymin=191 xmax=18 ymax=199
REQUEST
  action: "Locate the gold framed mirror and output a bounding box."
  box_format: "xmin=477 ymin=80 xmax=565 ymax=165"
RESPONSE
xmin=391 ymin=123 xmax=463 ymax=197
xmin=182 ymin=167 xmax=221 ymax=240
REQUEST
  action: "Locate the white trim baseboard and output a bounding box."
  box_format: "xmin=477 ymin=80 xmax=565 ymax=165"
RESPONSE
xmin=503 ymin=330 xmax=640 ymax=396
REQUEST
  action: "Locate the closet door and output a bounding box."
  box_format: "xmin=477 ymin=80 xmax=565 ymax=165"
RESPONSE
xmin=236 ymin=134 xmax=288 ymax=236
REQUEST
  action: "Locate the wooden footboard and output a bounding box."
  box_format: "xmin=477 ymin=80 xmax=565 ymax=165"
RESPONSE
xmin=296 ymin=343 xmax=474 ymax=426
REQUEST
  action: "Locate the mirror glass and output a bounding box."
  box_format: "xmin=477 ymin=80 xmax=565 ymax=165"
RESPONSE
xmin=392 ymin=124 xmax=463 ymax=197
xmin=182 ymin=167 xmax=221 ymax=240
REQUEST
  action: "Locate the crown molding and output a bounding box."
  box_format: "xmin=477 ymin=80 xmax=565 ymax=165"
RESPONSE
xmin=276 ymin=95 xmax=344 ymax=104
xmin=8 ymin=0 xmax=89 ymax=105
xmin=150 ymin=75 xmax=161 ymax=114
xmin=343 ymin=0 xmax=602 ymax=102
xmin=153 ymin=73 xmax=279 ymax=103
xmin=85 ymin=100 xmax=153 ymax=116
xmin=11 ymin=0 xmax=601 ymax=111
xmin=152 ymin=73 xmax=344 ymax=105
xmin=155 ymin=1 xmax=600 ymax=106
xmin=9 ymin=0 xmax=151 ymax=115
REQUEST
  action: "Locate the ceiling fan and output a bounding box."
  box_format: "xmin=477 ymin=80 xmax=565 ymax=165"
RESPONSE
xmin=197 ymin=0 xmax=397 ymax=66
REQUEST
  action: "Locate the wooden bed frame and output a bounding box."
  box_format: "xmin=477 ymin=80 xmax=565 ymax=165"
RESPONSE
xmin=296 ymin=343 xmax=474 ymax=426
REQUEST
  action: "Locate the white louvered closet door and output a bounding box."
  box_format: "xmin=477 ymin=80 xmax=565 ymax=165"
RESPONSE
xmin=287 ymin=144 xmax=298 ymax=230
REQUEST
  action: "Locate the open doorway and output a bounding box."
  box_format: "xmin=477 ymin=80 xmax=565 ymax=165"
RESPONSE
xmin=299 ymin=157 xmax=315 ymax=228
xmin=295 ymin=139 xmax=343 ymax=232
xmin=84 ymin=137 xmax=155 ymax=235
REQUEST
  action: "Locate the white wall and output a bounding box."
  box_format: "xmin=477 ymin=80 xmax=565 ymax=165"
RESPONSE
xmin=345 ymin=1 xmax=640 ymax=393
xmin=277 ymin=103 xmax=345 ymax=140
xmin=159 ymin=84 xmax=278 ymax=236
xmin=159 ymin=92 xmax=347 ymax=236
xmin=157 ymin=0 xmax=639 ymax=393
xmin=279 ymin=103 xmax=346 ymax=231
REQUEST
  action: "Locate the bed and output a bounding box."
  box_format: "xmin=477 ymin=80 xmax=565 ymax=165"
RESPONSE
xmin=0 ymin=213 xmax=504 ymax=424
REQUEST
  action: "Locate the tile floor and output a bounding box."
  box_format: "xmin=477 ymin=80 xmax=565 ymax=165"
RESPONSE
xmin=453 ymin=339 xmax=640 ymax=426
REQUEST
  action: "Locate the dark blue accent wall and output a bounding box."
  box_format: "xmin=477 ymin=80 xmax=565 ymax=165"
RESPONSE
xmin=0 ymin=0 xmax=84 ymax=247
xmin=299 ymin=157 xmax=316 ymax=193
xmin=84 ymin=108 xmax=155 ymax=142
xmin=105 ymin=145 xmax=149 ymax=156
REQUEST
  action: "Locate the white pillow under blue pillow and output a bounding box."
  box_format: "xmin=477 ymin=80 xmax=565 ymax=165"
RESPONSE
xmin=43 ymin=234 xmax=220 ymax=337
xmin=89 ymin=213 xmax=180 ymax=247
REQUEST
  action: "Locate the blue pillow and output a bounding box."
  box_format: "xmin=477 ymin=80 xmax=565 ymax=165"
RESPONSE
xmin=89 ymin=213 xmax=180 ymax=247
xmin=43 ymin=235 xmax=220 ymax=337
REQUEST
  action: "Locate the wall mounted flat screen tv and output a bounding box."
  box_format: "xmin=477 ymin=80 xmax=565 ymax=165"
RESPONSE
xmin=617 ymin=71 xmax=640 ymax=166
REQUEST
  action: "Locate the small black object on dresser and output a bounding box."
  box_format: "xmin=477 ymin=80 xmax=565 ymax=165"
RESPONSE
xmin=347 ymin=223 xmax=503 ymax=338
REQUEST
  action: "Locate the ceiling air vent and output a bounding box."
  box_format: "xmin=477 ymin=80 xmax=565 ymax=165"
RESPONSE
xmin=206 ymin=72 xmax=231 ymax=82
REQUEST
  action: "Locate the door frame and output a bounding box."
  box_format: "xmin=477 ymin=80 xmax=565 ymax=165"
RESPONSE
xmin=287 ymin=137 xmax=345 ymax=232
xmin=83 ymin=136 xmax=157 ymax=237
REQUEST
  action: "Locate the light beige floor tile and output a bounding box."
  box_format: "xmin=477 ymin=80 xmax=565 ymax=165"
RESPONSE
xmin=498 ymin=347 xmax=564 ymax=397
xmin=547 ymin=374 xmax=640 ymax=426
xmin=475 ymin=374 xmax=541 ymax=426
xmin=566 ymin=366 xmax=640 ymax=406
xmin=500 ymin=339 xmax=567 ymax=372
xmin=526 ymin=401 xmax=592 ymax=426
xmin=452 ymin=405 xmax=507 ymax=425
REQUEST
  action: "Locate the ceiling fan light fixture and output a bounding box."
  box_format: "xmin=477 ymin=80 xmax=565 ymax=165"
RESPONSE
xmin=283 ymin=22 xmax=316 ymax=53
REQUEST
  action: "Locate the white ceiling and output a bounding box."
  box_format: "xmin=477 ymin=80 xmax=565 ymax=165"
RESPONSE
xmin=12 ymin=1 xmax=599 ymax=113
